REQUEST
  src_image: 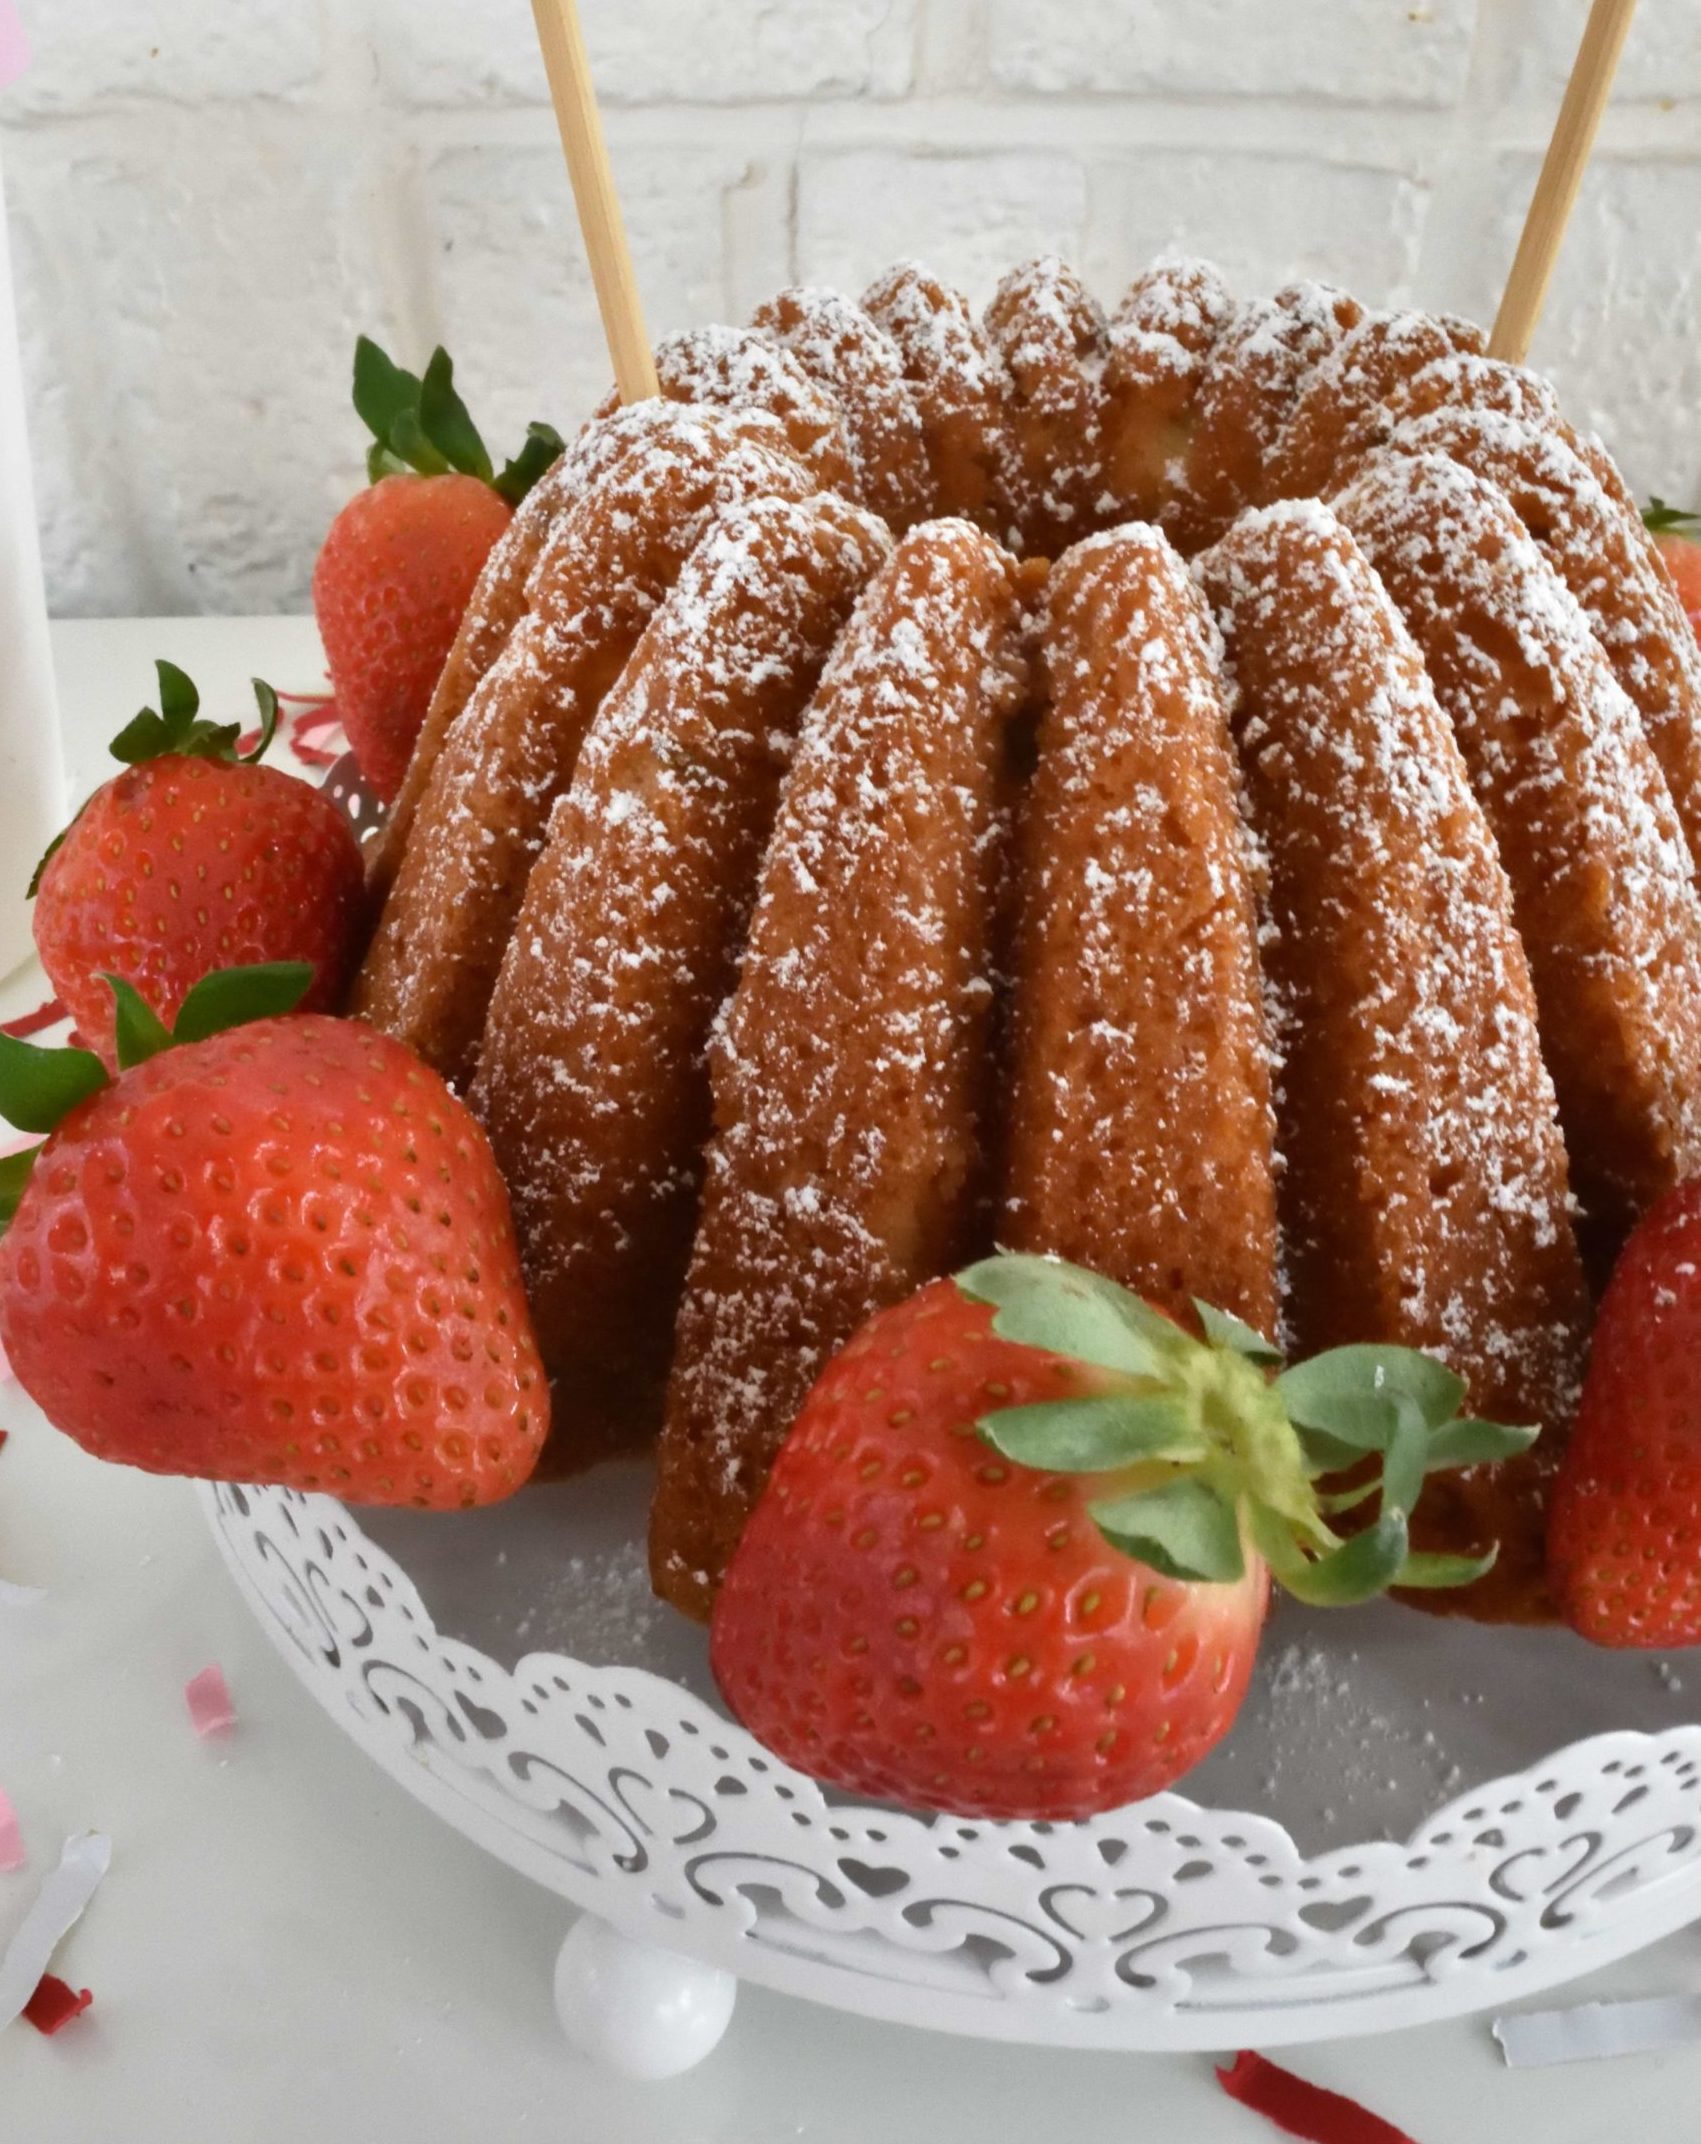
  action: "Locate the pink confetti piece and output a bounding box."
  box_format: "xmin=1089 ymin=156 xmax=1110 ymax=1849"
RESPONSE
xmin=0 ymin=6 xmax=27 ymax=91
xmin=0 ymin=1791 xmax=24 ymax=1873
xmin=184 ymin=1664 xmax=236 ymax=1739
xmin=0 ymin=1329 xmax=12 ymax=1386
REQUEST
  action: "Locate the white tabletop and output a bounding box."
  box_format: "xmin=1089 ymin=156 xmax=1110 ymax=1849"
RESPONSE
xmin=6 ymin=615 xmax=1701 ymax=2142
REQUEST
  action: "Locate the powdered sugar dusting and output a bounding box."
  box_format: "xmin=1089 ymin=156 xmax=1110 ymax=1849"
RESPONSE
xmin=1196 ymin=499 xmax=1587 ymax=1618
xmin=651 ymin=518 xmax=1029 ymax=1616
xmin=352 ymin=403 xmax=818 ymax=1082
xmin=1335 ymin=447 xmax=1701 ymax=1242
xmin=1386 ymin=400 xmax=1701 ymax=871
xmin=752 ymin=285 xmax=932 ymax=530
xmin=984 ymin=255 xmax=1109 ymax=554
xmin=1273 ymin=308 xmax=1487 ymax=500
xmin=470 ymin=491 xmax=892 ymax=1443
xmin=596 ymin=323 xmax=856 ymax=493
xmin=1002 ymin=522 xmax=1279 ymax=1334
xmin=1173 ymin=279 xmax=1365 ymax=548
xmin=861 ymin=262 xmax=1012 ymax=533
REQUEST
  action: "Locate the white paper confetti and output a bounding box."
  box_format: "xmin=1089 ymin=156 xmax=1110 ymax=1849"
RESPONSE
xmin=0 ymin=1578 xmax=43 ymax=1609
xmin=0 ymin=1832 xmax=110 ymax=2031
xmin=1495 ymin=1992 xmax=1701 ymax=2067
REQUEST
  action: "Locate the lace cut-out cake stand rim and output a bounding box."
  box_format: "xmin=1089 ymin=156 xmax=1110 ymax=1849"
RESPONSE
xmin=203 ymin=1479 xmax=1701 ymax=2052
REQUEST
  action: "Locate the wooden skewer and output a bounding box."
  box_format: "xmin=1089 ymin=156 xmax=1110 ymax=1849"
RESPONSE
xmin=529 ymin=0 xmax=659 ymax=405
xmin=1489 ymin=0 xmax=1639 ymax=363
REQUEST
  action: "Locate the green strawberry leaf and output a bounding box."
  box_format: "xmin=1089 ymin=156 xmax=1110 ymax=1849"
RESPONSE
xmin=0 ymin=1028 xmax=108 ymax=1134
xmin=25 ymin=820 xmax=71 ymax=900
xmin=0 ymin=1142 xmax=42 ymax=1229
xmin=171 ymin=961 xmax=314 ymax=1044
xmin=237 ymin=679 xmax=281 ymax=765
xmin=1393 ymin=1546 xmax=1498 ymax=1589
xmin=366 ymin=440 xmax=416 ymax=483
xmin=1271 ymin=1509 xmax=1410 ymax=1608
xmin=494 ymin=421 xmax=566 ymax=506
xmin=1382 ymin=1405 xmax=1429 ymax=1521
xmin=419 ymin=348 xmax=493 ymax=483
xmin=1423 ymin=1416 xmax=1539 ymax=1470
xmin=109 ymin=707 xmax=175 ymax=764
xmin=155 ymin=657 xmax=199 ymax=732
xmin=1277 ymin=1345 xmax=1467 ymax=1441
xmin=106 ymin=976 xmax=173 ymax=1070
xmin=351 ymin=333 xmax=558 ymax=499
xmin=386 ymin=406 xmax=452 ymax=478
xmin=1645 ymin=494 xmax=1701 ymax=535
xmin=105 ymin=660 xmax=261 ymax=771
xmin=1193 ymin=1299 xmax=1283 ymax=1365
xmin=1295 ymin=1424 xmax=1370 ymax=1476
xmin=978 ymin=1392 xmax=1204 ymax=1473
xmin=1316 ymin=1475 xmax=1381 ymax=1517
xmin=1088 ymin=1476 xmax=1245 ymax=1584
xmin=957 ymin=1254 xmax=1181 ymax=1380
xmin=353 ymin=336 xmax=424 ymax=457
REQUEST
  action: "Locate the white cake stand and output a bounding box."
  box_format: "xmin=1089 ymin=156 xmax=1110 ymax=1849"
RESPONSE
xmin=202 ymin=1463 xmax=1701 ymax=2077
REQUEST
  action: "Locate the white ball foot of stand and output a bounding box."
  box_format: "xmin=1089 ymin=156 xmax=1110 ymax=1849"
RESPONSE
xmin=554 ymin=1914 xmax=737 ymax=2079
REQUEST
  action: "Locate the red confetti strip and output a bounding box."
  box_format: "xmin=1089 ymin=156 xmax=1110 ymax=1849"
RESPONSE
xmin=289 ymin=701 xmax=345 ymax=770
xmin=23 ymin=1974 xmax=91 ymax=2036
xmin=1 ymin=997 xmax=64 ymax=1040
xmin=1216 ymin=2052 xmax=1419 ymax=2144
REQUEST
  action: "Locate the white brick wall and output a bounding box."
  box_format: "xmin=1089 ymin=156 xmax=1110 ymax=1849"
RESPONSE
xmin=6 ymin=0 xmax=1701 ymax=616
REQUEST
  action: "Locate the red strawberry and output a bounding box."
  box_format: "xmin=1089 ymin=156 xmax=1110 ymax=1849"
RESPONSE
xmin=712 ymin=1259 xmax=1526 ymax=1820
xmin=314 ymin=339 xmax=561 ymax=801
xmin=31 ymin=661 xmax=363 ymax=1071
xmin=1548 ymin=1180 xmax=1701 ymax=1644
xmin=0 ymin=970 xmax=547 ymax=1507
xmin=1647 ymin=497 xmax=1701 ymax=634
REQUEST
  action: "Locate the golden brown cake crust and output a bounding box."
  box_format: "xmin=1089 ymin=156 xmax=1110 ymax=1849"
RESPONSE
xmin=1196 ymin=500 xmax=1589 ymax=1623
xmin=1001 ymin=525 xmax=1279 ymax=1338
xmin=1098 ymin=257 xmax=1237 ymax=529
xmin=650 ymin=519 xmax=1030 ymax=1619
xmin=370 ymin=448 xmax=574 ymax=899
xmin=1173 ymin=280 xmax=1364 ymax=548
xmin=350 ymin=404 xmax=818 ymax=1086
xmin=751 ymin=285 xmax=933 ymax=533
xmin=469 ymin=492 xmax=892 ymax=1457
xmin=1381 ymin=402 xmax=1701 ymax=878
xmin=983 ymin=255 xmax=1108 ymax=557
xmin=861 ymin=264 xmax=1012 ymax=534
xmin=594 ymin=324 xmax=857 ymax=494
xmin=1271 ymin=309 xmax=1487 ymax=502
xmin=1336 ymin=449 xmax=1701 ymax=1260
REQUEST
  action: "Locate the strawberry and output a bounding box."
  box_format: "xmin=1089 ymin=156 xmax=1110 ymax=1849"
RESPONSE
xmin=30 ymin=661 xmax=364 ymax=1072
xmin=314 ymin=339 xmax=562 ymax=801
xmin=0 ymin=967 xmax=547 ymax=1507
xmin=1548 ymin=1179 xmax=1701 ymax=1645
xmin=1646 ymin=496 xmax=1701 ymax=632
xmin=712 ymin=1258 xmax=1530 ymax=1821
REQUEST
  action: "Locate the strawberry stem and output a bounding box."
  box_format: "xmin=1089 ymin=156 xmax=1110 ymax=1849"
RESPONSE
xmin=351 ymin=336 xmax=564 ymax=503
xmin=958 ymin=1254 xmax=1536 ymax=1606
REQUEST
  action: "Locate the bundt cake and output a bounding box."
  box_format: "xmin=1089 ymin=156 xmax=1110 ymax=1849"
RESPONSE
xmin=349 ymin=252 xmax=1701 ymax=1628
